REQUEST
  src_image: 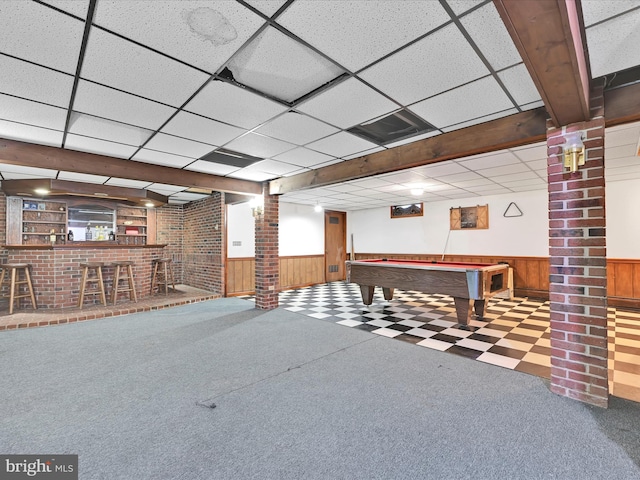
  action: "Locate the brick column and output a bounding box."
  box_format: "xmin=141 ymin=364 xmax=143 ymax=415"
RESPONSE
xmin=547 ymin=83 xmax=608 ymax=407
xmin=255 ymin=184 xmax=279 ymax=310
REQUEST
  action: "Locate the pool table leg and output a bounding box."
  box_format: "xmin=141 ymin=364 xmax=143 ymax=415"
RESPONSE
xmin=453 ymin=297 xmax=473 ymax=325
xmin=473 ymin=299 xmax=486 ymax=319
xmin=359 ymin=285 xmax=375 ymax=305
xmin=382 ymin=287 xmax=394 ymax=301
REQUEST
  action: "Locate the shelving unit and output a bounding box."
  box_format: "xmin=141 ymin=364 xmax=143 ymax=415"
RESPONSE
xmin=116 ymin=207 xmax=148 ymax=245
xmin=20 ymin=199 xmax=68 ymax=245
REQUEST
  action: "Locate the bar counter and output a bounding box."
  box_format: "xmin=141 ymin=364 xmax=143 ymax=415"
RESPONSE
xmin=3 ymin=243 xmax=167 ymax=309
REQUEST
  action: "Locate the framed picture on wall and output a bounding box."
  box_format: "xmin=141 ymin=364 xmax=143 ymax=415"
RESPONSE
xmin=450 ymin=205 xmax=489 ymax=229
xmin=390 ymin=203 xmax=423 ymax=218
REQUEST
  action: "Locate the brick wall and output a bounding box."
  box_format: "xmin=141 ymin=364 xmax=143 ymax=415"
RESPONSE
xmin=156 ymin=203 xmax=184 ymax=282
xmin=255 ymin=186 xmax=279 ymax=309
xmin=547 ymin=83 xmax=609 ymax=407
xmin=183 ymin=193 xmax=225 ymax=295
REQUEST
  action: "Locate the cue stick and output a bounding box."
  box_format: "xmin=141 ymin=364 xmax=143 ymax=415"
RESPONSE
xmin=441 ymin=228 xmax=452 ymax=261
xmin=350 ymin=234 xmax=355 ymax=260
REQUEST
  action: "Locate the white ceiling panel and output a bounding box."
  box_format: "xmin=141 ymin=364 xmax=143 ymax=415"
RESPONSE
xmin=0 ymin=94 xmax=67 ymax=130
xmin=360 ymin=24 xmax=490 ymax=105
xmin=457 ymin=151 xmax=520 ymax=170
xmin=224 ymin=132 xmax=296 ymax=158
xmin=147 ymin=184 xmax=187 ymax=195
xmin=64 ymin=134 xmax=138 ymax=159
xmin=498 ymin=64 xmax=542 ymax=106
xmin=255 ymin=112 xmax=339 ymax=145
xmin=241 ymin=159 xmax=301 ymax=176
xmin=385 ymin=130 xmax=441 ymax=148
xmin=0 ymin=1 xmax=84 ymax=74
xmin=68 ymin=113 xmax=154 ymax=147
xmin=73 ymin=80 xmax=176 ymax=130
xmin=272 ymin=147 xmax=335 ymax=168
xmin=343 ymin=147 xmax=385 ymax=160
xmin=446 ymin=0 xmax=486 ymax=16
xmin=438 ymin=171 xmax=486 ymax=183
xmin=93 ymin=0 xmax=266 ymax=74
xmin=40 ymin=0 xmax=89 ymax=19
xmin=478 ymin=163 xmax=530 ymax=177
xmin=80 ymin=28 xmax=209 ymax=107
xmin=227 ymin=169 xmax=276 ymax=182
xmin=581 ymin=0 xmax=640 ymax=26
xmin=460 ymin=2 xmax=523 ymax=70
xmin=606 ymin=144 xmax=639 ymax=160
xmin=245 ymin=1 xmax=289 ymax=18
xmin=511 ymin=143 xmax=547 ymax=162
xmin=0 ymin=55 xmax=74 ymax=108
xmin=491 ymin=171 xmax=539 ymax=184
xmin=160 ymin=111 xmax=244 ymax=146
xmin=144 ymin=133 xmax=216 ymax=159
xmin=409 ymin=76 xmax=514 ymax=129
xmin=447 ymin=178 xmax=495 ymax=188
xmin=306 ymin=132 xmax=378 ymax=158
xmin=586 ymin=8 xmax=640 ymax=78
xmin=0 ymin=120 xmax=63 ymax=148
xmin=278 ymin=0 xmax=450 ymax=72
xmin=441 ymin=108 xmax=519 ymax=133
xmin=0 ymin=164 xmax=58 ymax=178
xmin=413 ymin=162 xmax=469 ymax=177
xmin=56 ymin=171 xmax=110 ymax=183
xmin=184 ymin=80 xmax=288 ymax=129
xmin=184 ymin=160 xmax=240 ymax=176
xmin=606 ymin=123 xmax=640 ymax=146
xmin=105 ymin=178 xmax=153 ymax=189
xmin=296 ymin=77 xmax=398 ymax=129
xmin=131 ymin=149 xmax=195 ymax=168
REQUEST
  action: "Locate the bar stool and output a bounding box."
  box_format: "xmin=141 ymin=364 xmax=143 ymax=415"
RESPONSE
xmin=0 ymin=263 xmax=38 ymax=314
xmin=151 ymin=258 xmax=176 ymax=296
xmin=111 ymin=261 xmax=137 ymax=305
xmin=78 ymin=262 xmax=107 ymax=308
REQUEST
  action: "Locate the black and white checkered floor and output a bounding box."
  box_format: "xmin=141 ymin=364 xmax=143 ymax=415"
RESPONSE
xmin=272 ymin=281 xmax=640 ymax=403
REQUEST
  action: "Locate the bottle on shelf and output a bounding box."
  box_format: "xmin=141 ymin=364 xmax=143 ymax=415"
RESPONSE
xmin=86 ymin=225 xmax=92 ymax=241
xmin=68 ymin=230 xmax=74 ymax=242
xmin=108 ymin=230 xmax=115 ymax=241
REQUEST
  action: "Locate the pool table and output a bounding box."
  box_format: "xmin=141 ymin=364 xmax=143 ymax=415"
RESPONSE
xmin=345 ymin=259 xmax=510 ymax=326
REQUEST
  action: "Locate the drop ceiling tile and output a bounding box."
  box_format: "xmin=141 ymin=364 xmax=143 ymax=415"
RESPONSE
xmin=523 ymin=159 xmax=548 ymax=171
xmin=170 ymin=192 xmax=210 ymax=202
xmin=0 ymin=164 xmax=58 ymax=178
xmin=68 ymin=112 xmax=154 ymax=147
xmin=0 ymin=94 xmax=67 ymax=130
xmin=409 ymin=76 xmax=514 ymax=129
xmin=385 ymin=130 xmax=441 ymax=148
xmin=185 ymin=80 xmax=288 ymax=129
xmin=441 ymin=108 xmax=519 ymax=132
xmin=93 ymin=0 xmax=265 ymax=74
xmin=581 ymin=0 xmax=640 ymax=26
xmin=64 ymin=134 xmax=138 ymax=159
xmin=606 ymin=122 xmax=640 ymax=146
xmin=511 ymin=143 xmax=547 ymax=162
xmin=499 ymin=178 xmax=546 ymax=188
xmin=0 ymin=120 xmax=63 ymax=147
xmin=498 ymin=64 xmax=541 ymax=106
xmin=105 ymin=178 xmax=153 ymax=189
xmin=56 ymin=171 xmax=110 ymax=184
xmin=509 ymin=184 xmax=546 ymax=193
xmin=0 ymin=1 xmax=84 ymax=74
xmin=470 ymin=186 xmax=511 ymax=195
xmin=144 ymin=133 xmax=216 ymax=159
xmin=245 ymin=1 xmax=288 ymax=17
xmin=242 ymin=159 xmax=301 ymax=176
xmin=272 ymin=147 xmax=335 ymax=168
xmin=343 ymin=147 xmax=386 ymax=159
xmin=160 ymin=111 xmax=244 ymax=146
xmin=438 ymin=171 xmax=485 ymax=183
xmin=0 ymin=55 xmax=74 ymax=107
xmin=227 ymin=26 xmax=345 ymax=103
xmin=40 ymin=0 xmax=89 ymax=18
xmin=413 ymin=162 xmax=470 ymax=177
xmin=184 ymin=160 xmax=239 ymax=176
xmin=606 ymin=144 xmax=638 ymax=159
xmin=224 ymin=132 xmax=296 ymax=158
xmin=325 ymin=183 xmax=366 ymax=194
xmin=360 ymin=24 xmax=490 ymax=105
xmin=255 ymin=112 xmax=340 ymax=145
xmin=447 ymin=0 xmax=485 ymax=16
xmin=306 ymin=132 xmax=378 ymax=158
xmin=73 ymin=80 xmax=176 ymax=130
xmin=448 ymin=178 xmax=495 ymax=188
xmin=297 ymin=68 xmax=395 ymax=120
xmin=586 ymin=9 xmax=640 ymax=77
xmin=132 ymin=149 xmax=195 ymax=168
xmin=491 ymin=171 xmax=539 ymax=184
xmin=278 ymin=0 xmax=449 ymax=72
xmin=349 ymin=177 xmax=396 ymax=189
xmin=281 ymin=167 xmax=311 ymax=177
xmin=457 ymin=151 xmax=520 ymax=170
xmin=606 ymin=155 xmax=640 ymax=169
xmin=227 ymin=169 xmax=276 ymax=182
xmin=479 ymin=163 xmax=530 ymax=177
xmin=461 ymin=3 xmax=522 ymax=70
xmin=521 ymin=100 xmax=545 ymax=111
xmin=81 ymin=28 xmax=209 ymax=107
xmin=147 ymin=184 xmax=187 ymax=195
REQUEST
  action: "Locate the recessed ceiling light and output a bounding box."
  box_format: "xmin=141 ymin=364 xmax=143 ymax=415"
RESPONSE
xmin=34 ymin=188 xmax=49 ymax=195
xmin=410 ymin=188 xmax=424 ymax=196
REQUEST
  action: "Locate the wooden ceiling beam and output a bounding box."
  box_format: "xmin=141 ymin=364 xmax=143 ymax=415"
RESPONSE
xmin=604 ymin=82 xmax=640 ymax=127
xmin=0 ymin=138 xmax=263 ymax=196
xmin=494 ymin=0 xmax=591 ymax=128
xmin=270 ymin=108 xmax=548 ymax=195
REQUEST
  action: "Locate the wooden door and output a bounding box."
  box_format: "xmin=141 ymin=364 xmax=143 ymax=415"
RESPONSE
xmin=324 ymin=210 xmax=346 ymax=282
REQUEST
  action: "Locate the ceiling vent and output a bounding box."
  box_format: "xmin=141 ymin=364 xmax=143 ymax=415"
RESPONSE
xmin=199 ymin=148 xmax=263 ymax=168
xmin=347 ymin=109 xmax=437 ymax=145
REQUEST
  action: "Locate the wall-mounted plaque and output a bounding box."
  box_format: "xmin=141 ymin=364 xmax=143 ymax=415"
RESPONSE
xmin=450 ymin=205 xmax=488 ymax=230
xmin=390 ymin=203 xmax=423 ymax=218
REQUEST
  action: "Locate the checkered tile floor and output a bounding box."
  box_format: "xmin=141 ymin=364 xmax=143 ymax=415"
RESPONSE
xmin=274 ymin=281 xmax=640 ymax=404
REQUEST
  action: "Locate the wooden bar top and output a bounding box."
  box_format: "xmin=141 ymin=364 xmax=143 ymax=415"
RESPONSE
xmin=3 ymin=243 xmax=167 ymax=250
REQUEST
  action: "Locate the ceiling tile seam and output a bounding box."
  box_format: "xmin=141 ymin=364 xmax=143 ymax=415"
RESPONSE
xmin=0 ymin=51 xmax=73 ymax=79
xmin=34 ymin=0 xmax=87 ymax=21
xmin=584 ymin=5 xmax=640 ymax=29
xmin=439 ymin=1 xmax=522 ymax=112
xmin=0 ymin=92 xmax=68 ymax=113
xmin=62 ymin=0 xmax=97 ymax=150
xmin=0 ymin=118 xmax=63 ymax=136
xmin=440 ymin=106 xmax=520 ymax=131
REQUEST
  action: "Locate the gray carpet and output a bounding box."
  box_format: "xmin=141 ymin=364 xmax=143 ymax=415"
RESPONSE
xmin=1 ymin=298 xmax=639 ymax=480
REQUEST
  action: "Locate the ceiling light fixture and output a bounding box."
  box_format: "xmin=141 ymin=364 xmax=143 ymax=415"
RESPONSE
xmin=410 ymin=188 xmax=424 ymax=196
xmin=314 ymin=203 xmax=323 ymax=212
xmin=34 ymin=188 xmax=49 ymax=195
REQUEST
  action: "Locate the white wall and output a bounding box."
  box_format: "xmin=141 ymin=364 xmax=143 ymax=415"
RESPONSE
xmin=348 ymin=190 xmax=549 ymax=257
xmin=606 ymin=178 xmax=640 ymax=258
xmin=227 ymin=201 xmax=324 ymax=258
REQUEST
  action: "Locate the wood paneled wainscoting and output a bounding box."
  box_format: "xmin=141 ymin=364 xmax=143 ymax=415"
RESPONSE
xmin=226 ymin=254 xmax=640 ymax=308
xmin=227 ymin=255 xmax=324 ymax=296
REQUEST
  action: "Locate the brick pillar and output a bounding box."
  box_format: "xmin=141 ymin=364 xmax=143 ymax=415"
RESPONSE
xmin=255 ymin=184 xmax=279 ymax=310
xmin=547 ymin=83 xmax=608 ymax=407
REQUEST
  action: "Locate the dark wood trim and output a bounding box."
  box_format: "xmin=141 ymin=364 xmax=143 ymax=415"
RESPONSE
xmin=605 ymin=82 xmax=640 ymax=127
xmin=3 ymin=244 xmax=167 ymax=249
xmin=0 ymin=138 xmax=262 ymax=196
xmin=493 ymin=0 xmax=590 ymax=127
